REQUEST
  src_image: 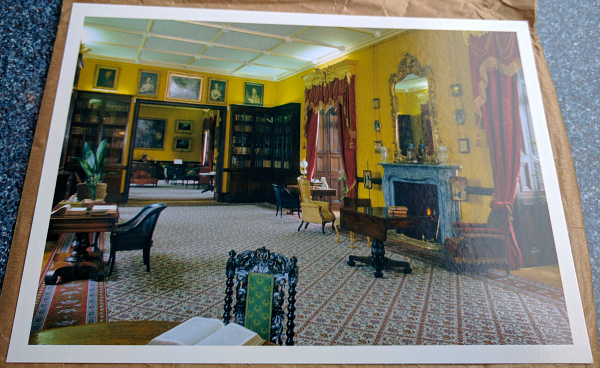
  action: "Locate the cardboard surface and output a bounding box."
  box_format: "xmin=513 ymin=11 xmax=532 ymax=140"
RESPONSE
xmin=0 ymin=0 xmax=597 ymax=366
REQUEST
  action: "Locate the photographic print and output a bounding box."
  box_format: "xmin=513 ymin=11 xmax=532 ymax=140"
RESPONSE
xmin=166 ymin=72 xmax=204 ymax=102
xmin=173 ymin=137 xmax=192 ymax=151
xmin=137 ymin=70 xmax=160 ymax=97
xmin=175 ymin=120 xmax=193 ymax=134
xmin=6 ymin=4 xmax=592 ymax=366
xmin=93 ymin=65 xmax=119 ymax=90
xmin=207 ymin=78 xmax=227 ymax=105
xmin=134 ymin=118 xmax=166 ymax=149
xmin=244 ymin=82 xmax=263 ymax=106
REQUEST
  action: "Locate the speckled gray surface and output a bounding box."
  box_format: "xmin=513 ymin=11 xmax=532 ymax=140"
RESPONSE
xmin=0 ymin=0 xmax=598 ymax=349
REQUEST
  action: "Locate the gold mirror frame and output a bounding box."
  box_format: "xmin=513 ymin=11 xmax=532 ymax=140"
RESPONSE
xmin=389 ymin=53 xmax=439 ymax=162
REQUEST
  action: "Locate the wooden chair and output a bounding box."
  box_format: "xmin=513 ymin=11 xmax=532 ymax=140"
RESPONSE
xmin=444 ymin=207 xmax=511 ymax=274
xmin=223 ymin=247 xmax=298 ymax=345
xmin=107 ymin=203 xmax=168 ymax=276
xmin=272 ymin=184 xmax=301 ymax=218
xmin=297 ymin=177 xmax=336 ymax=234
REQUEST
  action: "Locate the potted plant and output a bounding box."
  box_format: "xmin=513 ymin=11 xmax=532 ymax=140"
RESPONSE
xmin=74 ymin=139 xmax=108 ymax=201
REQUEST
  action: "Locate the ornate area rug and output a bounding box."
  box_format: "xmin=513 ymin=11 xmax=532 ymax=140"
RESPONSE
xmin=98 ymin=204 xmax=572 ymax=346
xmin=31 ymin=234 xmax=107 ymax=332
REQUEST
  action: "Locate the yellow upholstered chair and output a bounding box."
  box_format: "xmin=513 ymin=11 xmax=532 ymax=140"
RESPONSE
xmin=297 ymin=178 xmax=336 ymax=234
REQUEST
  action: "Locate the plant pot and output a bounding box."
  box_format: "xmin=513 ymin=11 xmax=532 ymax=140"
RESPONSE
xmin=77 ymin=183 xmax=107 ymax=201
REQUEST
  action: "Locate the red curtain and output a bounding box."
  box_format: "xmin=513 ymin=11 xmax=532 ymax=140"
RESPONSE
xmin=304 ymin=76 xmax=357 ymax=197
xmin=469 ymin=32 xmax=523 ymax=268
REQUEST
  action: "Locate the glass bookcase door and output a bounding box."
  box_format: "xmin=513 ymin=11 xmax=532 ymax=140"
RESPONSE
xmin=102 ymin=100 xmax=129 ymax=164
xmin=231 ymin=112 xmax=253 ymax=168
xmin=253 ymin=113 xmax=273 ymax=168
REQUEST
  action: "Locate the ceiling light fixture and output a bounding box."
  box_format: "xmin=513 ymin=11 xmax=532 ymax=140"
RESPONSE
xmin=339 ymin=46 xmax=345 ymax=52
xmin=222 ymin=25 xmax=230 ymax=32
xmin=206 ymin=42 xmax=213 ymax=48
xmin=374 ymin=31 xmax=381 ymax=38
xmin=195 ymin=55 xmax=202 ymax=60
xmin=285 ymin=37 xmax=292 ymax=43
xmin=263 ymin=50 xmax=269 ymax=55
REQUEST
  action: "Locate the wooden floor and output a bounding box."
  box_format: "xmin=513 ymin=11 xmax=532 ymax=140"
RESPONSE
xmin=510 ymin=264 xmax=563 ymax=289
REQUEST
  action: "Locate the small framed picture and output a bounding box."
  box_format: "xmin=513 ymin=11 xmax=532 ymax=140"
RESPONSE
xmin=134 ymin=118 xmax=166 ymax=149
xmin=175 ymin=120 xmax=193 ymax=134
xmin=244 ymin=82 xmax=263 ymax=106
xmin=458 ymin=138 xmax=470 ymax=153
xmin=136 ymin=70 xmax=160 ymax=97
xmin=372 ymin=98 xmax=380 ymax=109
xmin=450 ymin=176 xmax=468 ymax=202
xmin=207 ymin=78 xmax=227 ymax=105
xmin=374 ymin=120 xmax=380 ymax=132
xmin=455 ymin=109 xmax=465 ymax=125
xmin=173 ymin=137 xmax=192 ymax=152
xmin=374 ymin=140 xmax=383 ymax=153
xmin=363 ymin=170 xmax=373 ymax=189
xmin=166 ymin=72 xmax=204 ymax=103
xmin=451 ymin=83 xmax=462 ymax=96
xmin=93 ymin=65 xmax=120 ymax=90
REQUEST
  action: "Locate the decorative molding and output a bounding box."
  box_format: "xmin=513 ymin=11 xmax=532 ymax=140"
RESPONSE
xmin=462 ymin=31 xmax=489 ymax=46
xmin=303 ymin=60 xmax=357 ymax=89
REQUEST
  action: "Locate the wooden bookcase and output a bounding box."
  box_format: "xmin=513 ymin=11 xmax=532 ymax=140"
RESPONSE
xmin=226 ymin=103 xmax=300 ymax=203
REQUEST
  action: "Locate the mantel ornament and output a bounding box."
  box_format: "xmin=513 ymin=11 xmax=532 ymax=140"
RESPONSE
xmin=389 ymin=53 xmax=442 ymax=164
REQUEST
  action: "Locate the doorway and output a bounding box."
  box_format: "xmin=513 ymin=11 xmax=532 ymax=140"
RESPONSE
xmin=123 ymin=99 xmax=226 ymax=203
xmin=315 ymin=107 xmax=343 ymax=209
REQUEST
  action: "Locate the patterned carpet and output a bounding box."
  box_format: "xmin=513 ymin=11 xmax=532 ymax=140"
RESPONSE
xmin=94 ymin=204 xmax=572 ymax=346
xmin=128 ymin=180 xmax=215 ymax=200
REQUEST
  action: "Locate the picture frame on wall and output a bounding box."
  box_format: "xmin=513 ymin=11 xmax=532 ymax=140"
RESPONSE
xmin=165 ymin=72 xmax=204 ymax=103
xmin=134 ymin=118 xmax=166 ymax=149
xmin=207 ymin=78 xmax=227 ymax=105
xmin=173 ymin=137 xmax=192 ymax=152
xmin=458 ymin=138 xmax=470 ymax=153
xmin=175 ymin=120 xmax=193 ymax=134
xmin=136 ymin=70 xmax=160 ymax=97
xmin=363 ymin=170 xmax=373 ymax=189
xmin=244 ymin=82 xmax=263 ymax=106
xmin=450 ymin=176 xmax=468 ymax=201
xmin=93 ymin=65 xmax=120 ymax=90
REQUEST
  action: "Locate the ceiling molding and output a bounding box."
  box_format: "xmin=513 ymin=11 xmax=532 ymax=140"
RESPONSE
xmin=303 ymin=60 xmax=357 ymax=89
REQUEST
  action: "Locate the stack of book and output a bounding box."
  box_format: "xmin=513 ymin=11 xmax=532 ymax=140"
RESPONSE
xmin=90 ymin=205 xmax=118 ymax=216
xmin=65 ymin=207 xmax=88 ymax=216
xmin=388 ymin=206 xmax=408 ymax=217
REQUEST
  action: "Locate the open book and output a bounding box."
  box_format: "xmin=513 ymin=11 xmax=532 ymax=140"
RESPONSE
xmin=147 ymin=317 xmax=265 ymax=346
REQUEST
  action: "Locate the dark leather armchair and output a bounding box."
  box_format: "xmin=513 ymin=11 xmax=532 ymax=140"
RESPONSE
xmin=223 ymin=247 xmax=298 ymax=345
xmin=444 ymin=208 xmax=510 ymax=274
xmin=107 ymin=203 xmax=168 ymax=276
xmin=272 ymin=184 xmax=301 ymax=218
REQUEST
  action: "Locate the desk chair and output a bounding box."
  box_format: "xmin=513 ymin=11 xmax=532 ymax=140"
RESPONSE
xmin=107 ymin=203 xmax=167 ymax=276
xmin=272 ymin=184 xmax=301 ymax=218
xmin=297 ymin=177 xmax=336 ymax=234
xmin=223 ymin=247 xmax=298 ymax=345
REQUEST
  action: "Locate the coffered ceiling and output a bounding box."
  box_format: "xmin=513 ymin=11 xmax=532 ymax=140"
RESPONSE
xmin=82 ymin=18 xmax=404 ymax=81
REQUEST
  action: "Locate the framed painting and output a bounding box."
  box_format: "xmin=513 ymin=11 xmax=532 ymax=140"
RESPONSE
xmin=165 ymin=72 xmax=204 ymax=103
xmin=207 ymin=78 xmax=227 ymax=105
xmin=458 ymin=138 xmax=470 ymax=153
xmin=93 ymin=65 xmax=119 ymax=90
xmin=134 ymin=118 xmax=166 ymax=149
xmin=173 ymin=137 xmax=192 ymax=151
xmin=244 ymin=82 xmax=263 ymax=106
xmin=136 ymin=70 xmax=160 ymax=97
xmin=450 ymin=176 xmax=468 ymax=201
xmin=175 ymin=120 xmax=193 ymax=134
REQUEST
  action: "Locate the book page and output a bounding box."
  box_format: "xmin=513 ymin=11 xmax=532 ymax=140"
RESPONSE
xmin=148 ymin=317 xmax=224 ymax=345
xmin=195 ymin=322 xmax=263 ymax=346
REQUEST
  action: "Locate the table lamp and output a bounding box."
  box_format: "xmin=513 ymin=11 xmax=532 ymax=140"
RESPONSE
xmin=300 ymin=158 xmax=308 ymax=177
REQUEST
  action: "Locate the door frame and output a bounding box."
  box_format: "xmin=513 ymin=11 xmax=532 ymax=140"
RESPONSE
xmin=122 ymin=98 xmax=227 ymax=203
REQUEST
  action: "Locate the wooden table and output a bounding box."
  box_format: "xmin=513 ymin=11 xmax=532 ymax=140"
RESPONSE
xmin=199 ymin=171 xmax=216 ymax=193
xmin=45 ymin=207 xmax=119 ymax=285
xmin=340 ymin=206 xmax=418 ymax=278
xmin=287 ymin=185 xmax=337 ymax=201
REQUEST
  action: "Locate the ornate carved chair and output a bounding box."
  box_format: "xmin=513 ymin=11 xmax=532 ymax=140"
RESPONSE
xmin=223 ymin=247 xmax=298 ymax=346
xmin=297 ymin=177 xmax=336 ymax=234
xmin=272 ymin=184 xmax=301 ymax=218
xmin=107 ymin=203 xmax=168 ymax=276
xmin=444 ymin=208 xmax=511 ymax=274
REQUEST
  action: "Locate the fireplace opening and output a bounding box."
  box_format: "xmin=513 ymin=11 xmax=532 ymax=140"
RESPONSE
xmin=393 ymin=181 xmax=440 ymax=242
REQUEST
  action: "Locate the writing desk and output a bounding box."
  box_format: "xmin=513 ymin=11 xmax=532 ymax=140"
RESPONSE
xmin=286 ymin=185 xmax=337 ymax=201
xmin=45 ymin=207 xmax=119 ymax=285
xmin=340 ymin=206 xmax=418 ymax=278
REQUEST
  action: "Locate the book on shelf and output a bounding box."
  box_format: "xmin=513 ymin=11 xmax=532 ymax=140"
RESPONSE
xmin=147 ymin=317 xmax=265 ymax=346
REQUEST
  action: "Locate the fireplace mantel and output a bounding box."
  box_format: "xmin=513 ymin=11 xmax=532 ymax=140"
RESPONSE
xmin=379 ymin=163 xmax=461 ymax=242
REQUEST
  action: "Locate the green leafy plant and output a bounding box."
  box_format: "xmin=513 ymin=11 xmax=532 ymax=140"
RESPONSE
xmin=74 ymin=139 xmax=107 ymax=200
xmin=338 ymin=169 xmax=349 ymax=197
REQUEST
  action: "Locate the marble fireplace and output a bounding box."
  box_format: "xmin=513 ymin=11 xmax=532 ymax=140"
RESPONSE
xmin=380 ymin=163 xmax=462 ymax=243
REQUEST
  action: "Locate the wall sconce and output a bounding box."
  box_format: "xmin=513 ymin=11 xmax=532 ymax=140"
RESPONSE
xmin=451 ymin=84 xmax=462 ymax=96
xmin=302 ymin=142 xmax=306 ymax=150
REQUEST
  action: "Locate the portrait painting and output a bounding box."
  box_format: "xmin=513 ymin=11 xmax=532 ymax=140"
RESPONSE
xmin=173 ymin=137 xmax=192 ymax=151
xmin=207 ymin=78 xmax=227 ymax=105
xmin=93 ymin=65 xmax=119 ymax=90
xmin=165 ymin=72 xmax=204 ymax=102
xmin=244 ymin=82 xmax=263 ymax=106
xmin=175 ymin=120 xmax=193 ymax=134
xmin=137 ymin=70 xmax=160 ymax=97
xmin=134 ymin=118 xmax=166 ymax=149
xmin=4 ymin=4 xmax=593 ymax=367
